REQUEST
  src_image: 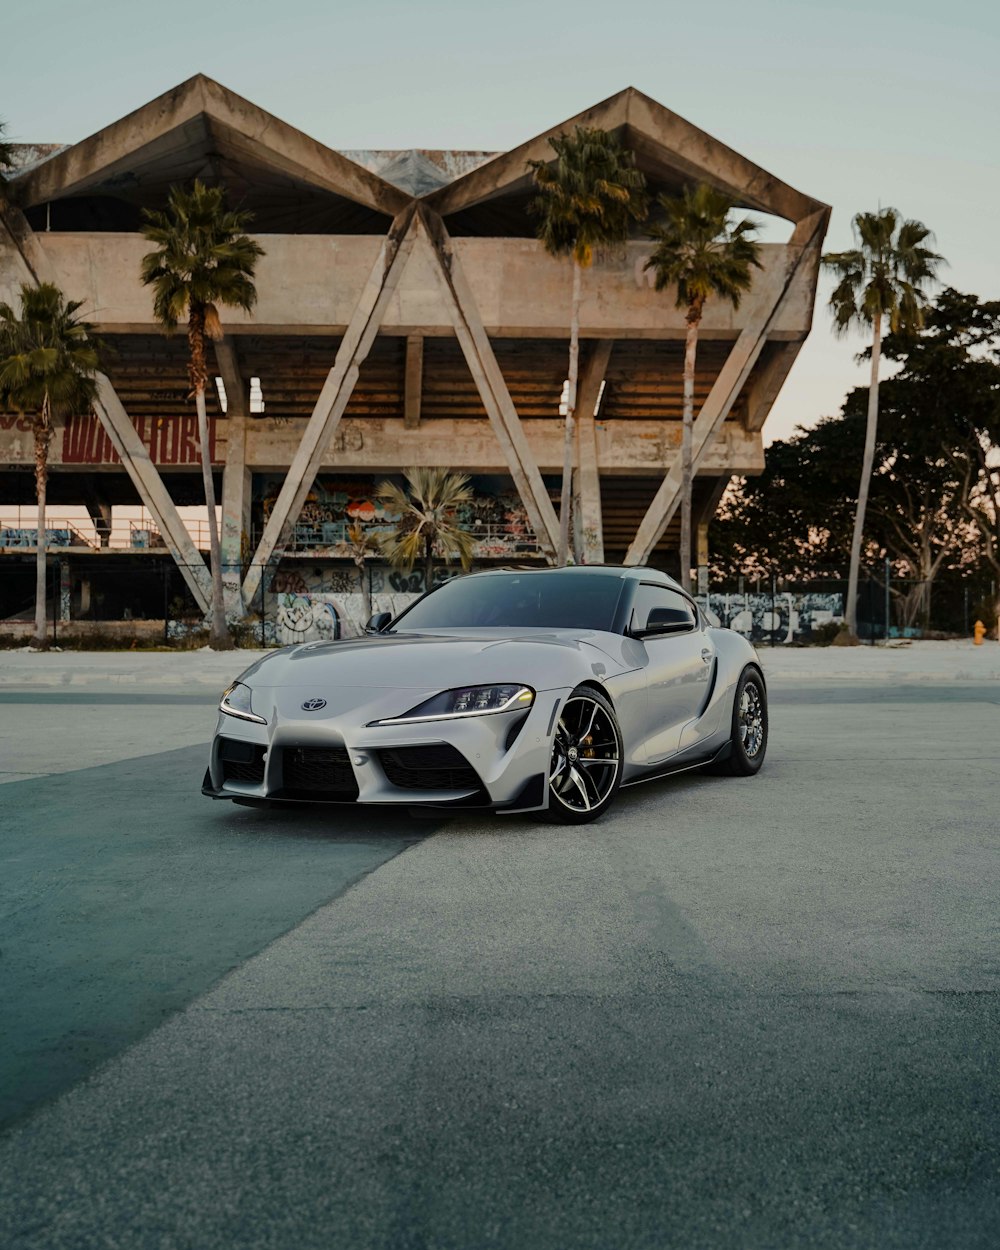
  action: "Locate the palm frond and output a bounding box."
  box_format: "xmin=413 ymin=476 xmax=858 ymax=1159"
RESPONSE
xmin=376 ymin=469 xmax=478 ymax=574
xmin=140 ymin=179 xmax=265 ymax=337
xmin=822 ymin=208 xmax=942 ymax=334
xmin=644 ymin=183 xmax=762 ymax=317
xmin=0 ymin=282 xmax=101 ymax=422
xmin=527 ymin=126 xmax=648 ymax=266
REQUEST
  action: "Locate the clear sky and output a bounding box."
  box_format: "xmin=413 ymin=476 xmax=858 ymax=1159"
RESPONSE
xmin=3 ymin=0 xmax=997 ymax=445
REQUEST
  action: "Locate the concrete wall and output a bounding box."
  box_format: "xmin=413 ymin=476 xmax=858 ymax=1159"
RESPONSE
xmin=0 ymin=233 xmax=815 ymax=340
xmin=0 ymin=415 xmax=764 ymax=477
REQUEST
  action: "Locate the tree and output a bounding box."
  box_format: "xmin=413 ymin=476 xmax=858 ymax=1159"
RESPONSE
xmin=0 ymin=283 xmax=99 ymax=647
xmin=844 ymin=290 xmax=1000 ymax=629
xmin=528 ymin=127 xmax=647 ymax=564
xmin=821 ymin=208 xmax=942 ymax=636
xmin=882 ymin=288 xmax=1000 ymax=631
xmin=140 ymin=180 xmax=264 ymax=649
xmin=712 ymin=290 xmax=1000 ymax=632
xmin=375 ymin=469 xmax=477 ymax=590
xmin=710 ymin=414 xmax=862 ymax=582
xmin=345 ymin=520 xmax=377 ymax=624
xmin=644 ymin=183 xmax=761 ymax=591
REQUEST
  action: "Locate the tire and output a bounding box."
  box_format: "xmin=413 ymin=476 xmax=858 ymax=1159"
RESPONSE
xmin=710 ymin=665 xmax=767 ymax=776
xmin=545 ymin=686 xmax=623 ymax=824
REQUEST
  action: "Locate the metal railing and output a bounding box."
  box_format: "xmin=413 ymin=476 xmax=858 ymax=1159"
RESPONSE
xmin=270 ymin=519 xmax=541 ymax=558
xmin=0 ymin=516 xmax=544 ymax=559
xmin=0 ymin=517 xmax=171 ymax=552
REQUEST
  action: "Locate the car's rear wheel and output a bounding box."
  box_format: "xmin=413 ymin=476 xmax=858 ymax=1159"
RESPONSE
xmin=709 ymin=665 xmax=767 ymax=776
xmin=546 ymin=687 xmax=623 ymax=824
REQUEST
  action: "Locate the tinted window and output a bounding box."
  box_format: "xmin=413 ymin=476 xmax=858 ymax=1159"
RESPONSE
xmin=630 ymin=583 xmax=696 ymax=632
xmin=392 ymin=573 xmax=625 ymax=632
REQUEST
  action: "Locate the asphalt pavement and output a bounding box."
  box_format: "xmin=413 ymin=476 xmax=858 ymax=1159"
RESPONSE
xmin=0 ymin=673 xmax=998 ymax=1248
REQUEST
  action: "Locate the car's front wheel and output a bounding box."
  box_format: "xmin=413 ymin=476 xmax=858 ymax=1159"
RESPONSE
xmin=546 ymin=686 xmax=623 ymax=824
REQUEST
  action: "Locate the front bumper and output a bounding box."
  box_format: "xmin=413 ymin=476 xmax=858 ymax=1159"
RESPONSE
xmin=202 ymin=685 xmax=567 ymax=815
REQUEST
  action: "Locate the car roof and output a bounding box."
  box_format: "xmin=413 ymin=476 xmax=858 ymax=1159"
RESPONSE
xmin=461 ymin=565 xmax=683 ymax=590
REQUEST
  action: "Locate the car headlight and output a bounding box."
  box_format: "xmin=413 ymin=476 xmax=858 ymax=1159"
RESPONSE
xmin=220 ymin=682 xmax=267 ymax=725
xmin=375 ymin=684 xmax=534 ymax=725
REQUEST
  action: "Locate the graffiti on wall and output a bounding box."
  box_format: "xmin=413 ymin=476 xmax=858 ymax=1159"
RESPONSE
xmin=697 ymin=592 xmax=844 ymax=643
xmin=255 ymin=474 xmax=539 ymax=558
xmin=63 ymin=414 xmax=223 ymax=466
xmin=259 ymin=562 xmax=466 ymax=644
xmin=1 ymin=412 xmax=224 ymax=467
xmin=274 ymin=593 xmax=341 ymax=644
xmin=1 ymin=527 xmax=73 ymax=548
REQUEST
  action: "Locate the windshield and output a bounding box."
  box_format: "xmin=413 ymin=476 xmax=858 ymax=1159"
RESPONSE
xmin=392 ymin=573 xmax=626 ymax=633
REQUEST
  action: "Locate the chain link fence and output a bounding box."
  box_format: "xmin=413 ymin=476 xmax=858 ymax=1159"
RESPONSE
xmin=700 ymin=569 xmax=998 ymax=645
xmin=3 ymin=554 xmax=997 ymax=647
xmin=0 ymin=556 xmax=457 ymax=647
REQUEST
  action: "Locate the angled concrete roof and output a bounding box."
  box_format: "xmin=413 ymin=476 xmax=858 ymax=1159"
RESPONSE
xmin=10 ymin=77 xmax=827 ymax=234
xmin=11 ymin=75 xmax=410 ymax=227
xmin=424 ymin=86 xmax=827 ymax=225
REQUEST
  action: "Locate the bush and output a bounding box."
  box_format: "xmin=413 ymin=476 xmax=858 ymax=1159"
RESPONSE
xmin=811 ymin=621 xmax=843 ymax=647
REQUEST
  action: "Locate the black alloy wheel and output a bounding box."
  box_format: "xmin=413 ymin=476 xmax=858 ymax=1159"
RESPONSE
xmin=711 ymin=665 xmax=768 ymax=776
xmin=546 ymin=686 xmax=623 ymax=824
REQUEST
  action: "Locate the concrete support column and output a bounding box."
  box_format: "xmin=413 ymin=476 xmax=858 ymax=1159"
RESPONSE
xmin=575 ymin=341 xmax=612 ymax=564
xmin=696 ymin=522 xmax=710 ymax=596
xmin=404 ymin=335 xmax=423 ymax=429
xmin=571 ymin=474 xmax=584 ymax=565
xmin=85 ymin=498 xmax=113 ymax=547
xmin=93 ymin=374 xmax=212 ymax=614
xmin=221 ymin=413 xmax=251 ymax=617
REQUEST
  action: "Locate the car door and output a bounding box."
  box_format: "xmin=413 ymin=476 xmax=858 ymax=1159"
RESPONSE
xmin=630 ymin=583 xmax=715 ymax=763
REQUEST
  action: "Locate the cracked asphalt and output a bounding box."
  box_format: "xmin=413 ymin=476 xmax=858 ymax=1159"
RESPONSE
xmin=0 ymin=677 xmax=998 ymax=1248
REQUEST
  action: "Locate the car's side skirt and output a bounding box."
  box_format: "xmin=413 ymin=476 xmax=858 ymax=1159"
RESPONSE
xmin=621 ymin=739 xmax=731 ymax=789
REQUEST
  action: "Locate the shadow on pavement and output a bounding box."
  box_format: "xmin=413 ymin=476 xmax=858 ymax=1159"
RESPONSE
xmin=0 ymin=743 xmax=428 ymax=1130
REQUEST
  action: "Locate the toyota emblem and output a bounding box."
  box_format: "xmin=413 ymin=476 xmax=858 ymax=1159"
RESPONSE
xmin=301 ymin=697 xmax=327 ymax=711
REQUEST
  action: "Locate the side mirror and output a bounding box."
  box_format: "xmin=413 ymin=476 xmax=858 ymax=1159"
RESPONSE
xmin=366 ymin=611 xmax=392 ymax=634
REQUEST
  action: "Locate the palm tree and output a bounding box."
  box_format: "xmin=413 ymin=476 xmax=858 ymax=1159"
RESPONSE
xmin=822 ymin=208 xmax=942 ymax=637
xmin=345 ymin=520 xmax=377 ymax=623
xmin=375 ymin=468 xmax=477 ymax=590
xmin=644 ymin=183 xmax=762 ymax=591
xmin=528 ymin=127 xmax=647 ymax=564
xmin=140 ymin=180 xmax=264 ymax=649
xmin=0 ymin=283 xmax=100 ymax=647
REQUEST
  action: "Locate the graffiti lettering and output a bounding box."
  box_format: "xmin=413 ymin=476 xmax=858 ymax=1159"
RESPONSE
xmin=0 ymin=414 xmax=32 ymax=432
xmin=269 ymin=570 xmax=308 ymax=594
xmin=59 ymin=413 xmax=222 ymax=466
xmin=697 ymin=592 xmax=844 ymax=643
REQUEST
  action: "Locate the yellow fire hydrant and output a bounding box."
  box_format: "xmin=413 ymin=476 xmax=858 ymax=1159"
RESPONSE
xmin=974 ymin=619 xmax=987 ymax=645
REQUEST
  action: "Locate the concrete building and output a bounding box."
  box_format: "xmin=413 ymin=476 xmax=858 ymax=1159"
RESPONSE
xmin=0 ymin=76 xmax=828 ymax=640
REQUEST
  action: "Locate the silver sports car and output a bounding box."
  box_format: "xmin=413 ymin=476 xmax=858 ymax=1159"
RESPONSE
xmin=202 ymin=566 xmax=768 ymax=824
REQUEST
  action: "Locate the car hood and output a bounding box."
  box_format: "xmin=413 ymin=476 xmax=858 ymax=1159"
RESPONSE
xmin=236 ymin=629 xmax=634 ymax=693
